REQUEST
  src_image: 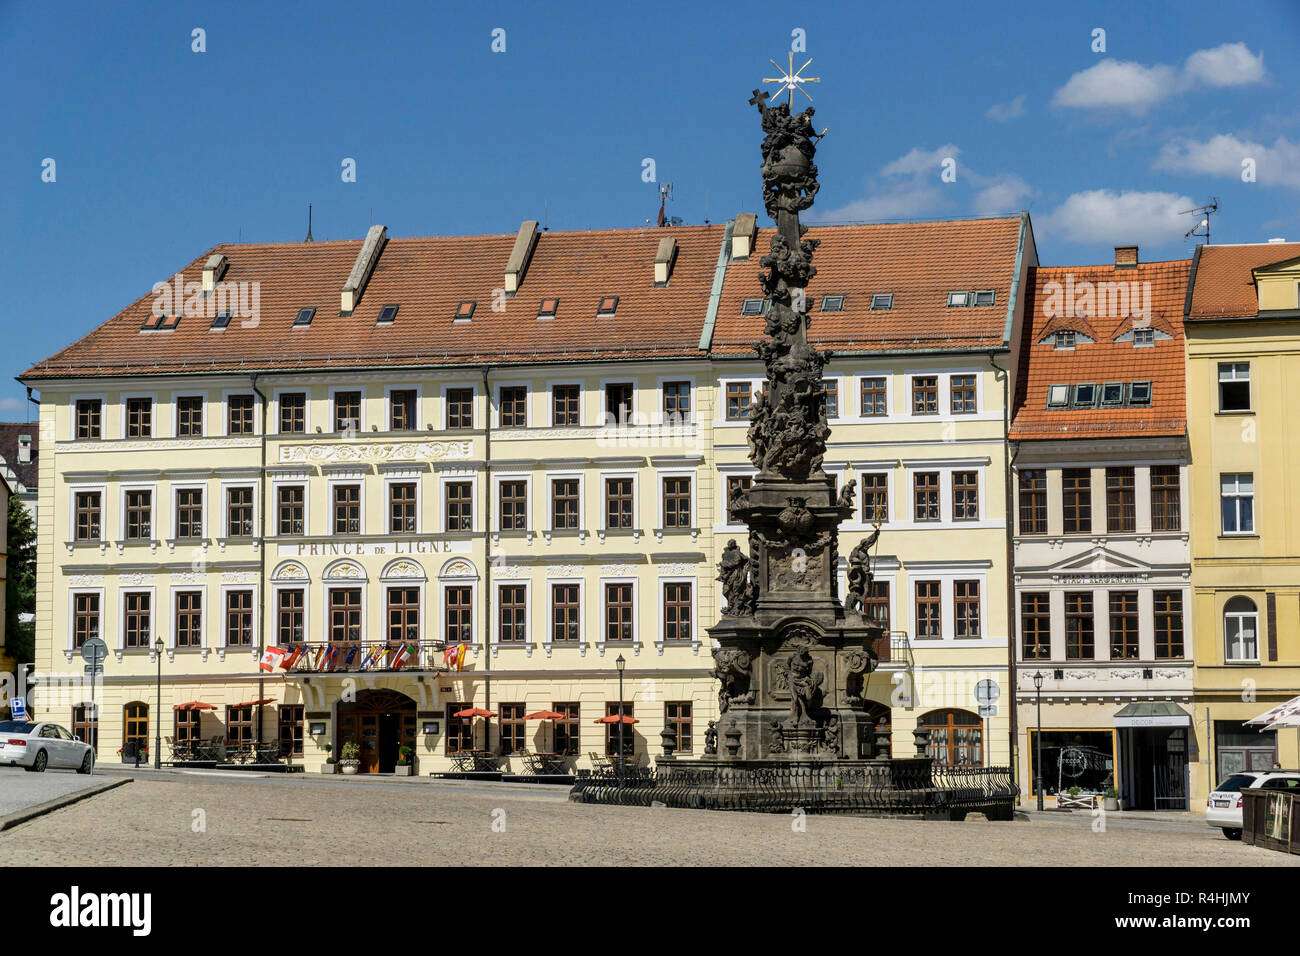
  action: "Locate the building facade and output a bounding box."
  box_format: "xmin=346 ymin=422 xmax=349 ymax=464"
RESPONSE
xmin=23 ymin=214 xmax=1032 ymax=774
xmin=1010 ymin=251 xmax=1196 ymax=809
xmin=1184 ymin=241 xmax=1300 ymax=805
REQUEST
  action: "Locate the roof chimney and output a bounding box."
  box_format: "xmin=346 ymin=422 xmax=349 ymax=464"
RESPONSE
xmin=202 ymin=254 xmax=228 ymax=292
xmin=1114 ymin=245 xmax=1139 ymax=268
xmin=654 ymin=236 xmax=678 ymax=286
xmin=504 ymin=220 xmax=540 ymax=295
xmin=17 ymin=434 xmax=31 ymax=465
xmin=731 ymin=213 xmax=757 ymax=259
xmin=340 ymin=225 xmax=388 ymax=313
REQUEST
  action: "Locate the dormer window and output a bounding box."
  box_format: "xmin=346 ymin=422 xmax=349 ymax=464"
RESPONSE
xmin=377 ymin=304 xmax=399 ymax=324
xmin=973 ymin=290 xmax=996 ymax=307
xmin=1053 ymin=331 xmax=1076 ymax=350
xmin=1047 ymin=384 xmax=1069 ymax=408
xmin=210 ymin=312 xmax=232 ymax=330
xmin=158 ymin=314 xmax=180 ymax=331
xmin=140 ymin=314 xmax=165 ymax=331
xmin=1128 ymin=381 xmax=1152 ymax=406
xmin=538 ymin=298 xmax=558 ymax=319
xmin=870 ymin=294 xmax=892 ymax=310
xmin=1101 ymin=382 xmax=1124 ymax=406
xmin=455 ymin=301 xmax=476 ymax=321
xmin=741 ymin=298 xmax=765 ymax=316
xmin=1073 ymin=384 xmax=1097 ymax=407
xmin=597 ymin=296 xmax=619 ymax=317
xmin=1133 ymin=328 xmax=1154 ymax=347
xmin=821 ymin=295 xmax=846 ymax=312
xmin=947 ymin=291 xmax=970 ymax=308
xmin=293 ymin=308 xmax=315 ymax=328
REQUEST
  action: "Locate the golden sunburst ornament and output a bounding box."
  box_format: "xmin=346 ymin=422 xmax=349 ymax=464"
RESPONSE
xmin=763 ymin=52 xmax=820 ymax=108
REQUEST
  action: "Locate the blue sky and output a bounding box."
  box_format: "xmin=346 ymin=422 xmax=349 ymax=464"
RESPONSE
xmin=3 ymin=0 xmax=1299 ymax=415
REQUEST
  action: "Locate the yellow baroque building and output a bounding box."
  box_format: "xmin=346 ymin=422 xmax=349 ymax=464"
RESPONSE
xmin=1185 ymin=241 xmax=1300 ymax=805
xmin=22 ymin=214 xmax=1033 ymax=775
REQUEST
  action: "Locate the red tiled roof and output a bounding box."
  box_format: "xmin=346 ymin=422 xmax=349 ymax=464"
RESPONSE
xmin=1187 ymin=242 xmax=1300 ymax=320
xmin=21 ymin=226 xmax=728 ymax=380
xmin=1010 ymin=259 xmax=1191 ymax=441
xmin=710 ymin=216 xmax=1024 ymax=355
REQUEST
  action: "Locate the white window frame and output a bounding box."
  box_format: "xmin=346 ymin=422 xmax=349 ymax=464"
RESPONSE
xmin=492 ymin=472 xmax=532 ymax=534
xmin=68 ymin=483 xmax=108 ymax=543
xmin=380 ymin=575 xmax=428 ymax=649
xmin=328 ymin=385 xmax=366 ymax=435
xmin=383 ymin=474 xmax=423 ymax=535
xmin=599 ymin=376 xmax=638 ymax=428
xmin=656 ymin=468 xmax=697 ymax=534
xmin=598 ymin=470 xmax=639 ymax=534
xmin=324 ymin=581 xmax=368 ymax=646
xmin=325 ymin=476 xmax=367 ymax=537
xmin=118 ymin=585 xmax=157 ymax=654
xmin=655 ymin=575 xmax=700 ymax=654
xmin=270 ymin=476 xmax=311 ymax=537
xmin=219 ymin=480 xmax=259 ymax=540
xmin=438 ymin=578 xmax=478 ymax=650
xmin=545 ymin=576 xmax=586 ymax=657
xmin=120 ymin=392 xmax=158 ymax=440
xmin=904 ymin=561 xmax=992 ymax=644
xmin=439 ymin=469 xmax=478 ymax=534
xmin=66 ymin=587 xmax=105 ymax=656
xmin=657 ymin=375 xmax=696 ymax=426
xmin=220 ymin=389 xmax=260 ymax=438
xmin=545 ymin=471 xmax=585 ymax=534
xmin=272 ymin=387 xmax=312 ymax=436
xmin=1217 ymin=362 xmax=1252 ymax=413
xmin=1220 ymin=473 xmax=1255 ymax=535
xmin=384 ymin=383 xmax=422 ymax=432
xmin=855 ymin=373 xmax=892 ymax=420
xmin=597 ymin=575 xmax=639 ymax=656
xmin=119 ymin=482 xmax=158 ymax=543
xmin=218 ymin=582 xmax=260 ymax=657
xmin=546 ymin=380 xmax=584 ymax=428
xmin=492 ymin=578 xmax=533 ymax=657
xmin=172 ymin=392 xmax=207 ymax=439
xmin=717 ymin=376 xmax=763 ymax=425
xmin=170 ymin=482 xmax=208 ymax=542
xmin=271 ymin=580 xmax=311 ymax=646
xmin=494 ymin=381 xmax=531 ymax=429
xmin=441 ymin=382 xmax=479 ymax=431
xmin=717 ymin=464 xmax=758 ymax=531
xmin=1223 ymin=597 xmax=1260 ymax=663
xmin=169 ymin=583 xmax=209 ymax=655
xmin=69 ymin=393 xmax=108 ymax=441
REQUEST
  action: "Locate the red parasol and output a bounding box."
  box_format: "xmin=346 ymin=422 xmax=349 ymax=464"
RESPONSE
xmin=593 ymin=714 xmax=639 ymax=724
xmin=453 ymin=707 xmax=495 ymax=719
xmin=523 ymin=710 xmax=567 ymax=721
xmin=173 ymin=701 xmax=217 ymax=711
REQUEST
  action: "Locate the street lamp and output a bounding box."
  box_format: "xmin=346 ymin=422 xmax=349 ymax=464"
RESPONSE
xmin=154 ymin=637 xmax=165 ymax=770
xmin=1032 ymin=671 xmax=1044 ymax=811
xmin=615 ymin=654 xmax=626 ymax=790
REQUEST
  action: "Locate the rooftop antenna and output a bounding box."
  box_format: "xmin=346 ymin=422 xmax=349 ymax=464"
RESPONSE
xmin=704 ymin=190 xmax=710 ymax=226
xmin=658 ymin=182 xmax=681 ymax=227
xmin=305 ymin=203 xmax=314 ymax=243
xmin=1182 ymin=197 xmax=1218 ymax=245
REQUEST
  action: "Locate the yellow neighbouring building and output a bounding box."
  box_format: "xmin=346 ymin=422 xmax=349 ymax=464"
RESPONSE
xmin=21 ymin=213 xmax=1033 ymax=776
xmin=1184 ymin=240 xmax=1300 ymax=807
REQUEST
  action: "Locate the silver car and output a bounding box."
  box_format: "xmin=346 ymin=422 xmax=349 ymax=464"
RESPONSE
xmin=0 ymin=720 xmax=95 ymax=773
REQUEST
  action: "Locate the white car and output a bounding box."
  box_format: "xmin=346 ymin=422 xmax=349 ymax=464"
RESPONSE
xmin=0 ymin=720 xmax=95 ymax=773
xmin=1206 ymin=770 xmax=1300 ymax=840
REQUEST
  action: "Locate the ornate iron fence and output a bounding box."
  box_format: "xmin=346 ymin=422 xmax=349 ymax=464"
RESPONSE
xmin=570 ymin=762 xmax=1018 ymax=819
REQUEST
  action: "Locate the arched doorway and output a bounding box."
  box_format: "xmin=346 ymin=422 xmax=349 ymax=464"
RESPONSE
xmin=337 ymin=690 xmax=416 ymax=773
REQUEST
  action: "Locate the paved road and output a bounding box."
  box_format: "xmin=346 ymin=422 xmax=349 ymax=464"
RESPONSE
xmin=0 ymin=771 xmax=1294 ymax=866
xmin=0 ymin=766 xmax=106 ymax=817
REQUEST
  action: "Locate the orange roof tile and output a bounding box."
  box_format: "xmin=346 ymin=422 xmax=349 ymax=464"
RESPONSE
xmin=1187 ymin=242 xmax=1300 ymax=320
xmin=22 ymin=226 xmax=728 ymax=380
xmin=711 ymin=216 xmax=1023 ymax=355
xmin=1010 ymin=259 xmax=1191 ymax=441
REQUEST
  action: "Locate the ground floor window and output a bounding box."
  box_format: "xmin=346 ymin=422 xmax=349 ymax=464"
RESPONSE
xmin=919 ymin=709 xmax=982 ymax=766
xmin=1028 ymin=729 xmax=1116 ymax=796
xmin=279 ymin=705 xmax=304 ymax=756
xmin=1214 ymin=720 xmax=1276 ymax=782
xmin=123 ymin=702 xmax=148 ymax=759
xmin=553 ymin=702 xmax=580 ymax=755
xmin=72 ymin=705 xmax=98 ymax=751
xmin=174 ymin=709 xmax=201 ymax=747
xmin=227 ymin=704 xmax=254 ymax=745
xmin=445 ymin=703 xmax=474 ymax=755
xmin=605 ymin=702 xmax=634 ymax=756
xmin=499 ymin=702 xmax=525 ymax=754
xmin=665 ymin=701 xmax=692 ymax=754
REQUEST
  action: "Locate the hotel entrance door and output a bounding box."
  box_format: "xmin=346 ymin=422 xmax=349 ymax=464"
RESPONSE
xmin=336 ymin=690 xmax=417 ymax=774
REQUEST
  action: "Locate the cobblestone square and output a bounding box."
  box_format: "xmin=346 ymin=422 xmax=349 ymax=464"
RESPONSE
xmin=0 ymin=773 xmax=1293 ymax=867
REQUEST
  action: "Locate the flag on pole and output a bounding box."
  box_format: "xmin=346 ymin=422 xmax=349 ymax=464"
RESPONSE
xmin=342 ymin=644 xmax=359 ymax=666
xmin=280 ymin=646 xmax=305 ymax=670
xmin=259 ymin=646 xmax=287 ymax=672
xmin=392 ymin=643 xmax=414 ymax=670
xmin=317 ymin=644 xmax=338 ymax=671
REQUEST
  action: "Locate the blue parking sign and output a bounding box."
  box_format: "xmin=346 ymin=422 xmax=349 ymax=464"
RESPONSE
xmin=10 ymin=696 xmax=26 ymax=720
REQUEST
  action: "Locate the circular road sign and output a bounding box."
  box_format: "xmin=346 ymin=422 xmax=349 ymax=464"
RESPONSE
xmin=974 ymin=679 xmax=1001 ymax=705
xmin=80 ymin=637 xmax=109 ymax=665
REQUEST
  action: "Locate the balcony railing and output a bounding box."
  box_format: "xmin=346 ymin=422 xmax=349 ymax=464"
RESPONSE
xmin=873 ymin=630 xmax=913 ymax=670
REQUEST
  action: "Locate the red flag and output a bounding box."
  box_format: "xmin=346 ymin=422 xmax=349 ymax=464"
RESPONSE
xmin=259 ymin=646 xmax=287 ymax=672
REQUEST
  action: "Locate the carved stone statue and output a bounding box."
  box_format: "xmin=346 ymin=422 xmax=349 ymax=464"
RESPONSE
xmin=844 ymin=533 xmax=876 ymax=613
xmin=712 ymin=646 xmax=754 ymax=712
xmin=836 ymin=478 xmax=856 ymax=513
xmin=703 ymin=720 xmax=717 ymax=756
xmin=717 ymin=539 xmax=755 ymax=616
xmin=785 ymin=648 xmax=824 ymax=726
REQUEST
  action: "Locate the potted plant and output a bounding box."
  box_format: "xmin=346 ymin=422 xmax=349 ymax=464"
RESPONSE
xmin=339 ymin=741 xmax=361 ymax=775
xmin=321 ymin=742 xmax=337 ymax=774
xmin=1103 ymin=786 xmax=1120 ymax=812
xmin=1057 ymin=785 xmax=1094 ymax=810
xmin=394 ymin=745 xmax=414 ymax=776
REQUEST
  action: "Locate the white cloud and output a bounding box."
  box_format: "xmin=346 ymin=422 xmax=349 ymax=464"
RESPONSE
xmin=1155 ymin=134 xmax=1300 ymax=190
xmin=1038 ymin=189 xmax=1195 ymax=245
xmin=1183 ymin=42 xmax=1266 ymax=87
xmin=814 ymin=144 xmax=1031 ymax=223
xmin=1052 ymin=43 xmax=1266 ymax=114
xmin=986 ymin=94 xmax=1027 ymax=123
xmin=972 ymin=175 xmax=1033 ymax=216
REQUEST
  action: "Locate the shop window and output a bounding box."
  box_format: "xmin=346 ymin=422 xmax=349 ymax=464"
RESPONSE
xmin=1028 ymin=730 xmax=1115 ymax=796
xmin=919 ymin=709 xmax=982 ymax=767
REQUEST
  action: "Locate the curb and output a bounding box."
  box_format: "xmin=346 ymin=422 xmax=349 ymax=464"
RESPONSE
xmin=0 ymin=777 xmax=133 ymax=832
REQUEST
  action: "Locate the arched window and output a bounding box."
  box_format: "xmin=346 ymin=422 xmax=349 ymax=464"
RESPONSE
xmin=1224 ymin=596 xmax=1259 ymax=662
xmin=123 ymin=702 xmax=149 ymax=760
xmin=919 ymin=708 xmax=982 ymax=767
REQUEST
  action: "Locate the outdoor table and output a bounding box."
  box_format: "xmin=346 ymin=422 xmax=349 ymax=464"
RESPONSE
xmin=449 ymin=752 xmax=476 ymax=772
xmin=534 ymin=752 xmax=567 ymax=774
xmin=254 ymin=743 xmax=281 ymax=763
